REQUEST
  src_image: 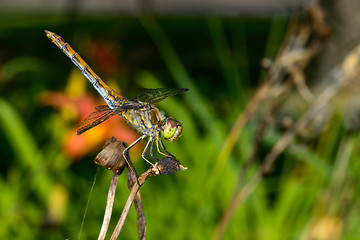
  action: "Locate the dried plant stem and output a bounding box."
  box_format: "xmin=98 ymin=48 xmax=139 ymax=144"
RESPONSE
xmin=263 ymin=71 xmax=353 ymax=173
xmin=94 ymin=138 xmax=182 ymax=240
xmin=110 ymin=167 xmax=158 ymax=240
xmin=127 ymin=167 xmax=146 ymax=240
xmin=134 ymin=191 xmax=146 ymax=240
xmin=201 ymin=79 xmax=274 ymax=197
xmin=97 ymin=172 xmax=119 ymax=240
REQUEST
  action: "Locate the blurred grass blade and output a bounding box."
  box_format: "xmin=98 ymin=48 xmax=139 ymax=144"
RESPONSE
xmin=207 ymin=18 xmax=242 ymax=104
xmin=0 ymin=98 xmax=39 ymax=168
xmin=1 ymin=56 xmax=48 ymax=82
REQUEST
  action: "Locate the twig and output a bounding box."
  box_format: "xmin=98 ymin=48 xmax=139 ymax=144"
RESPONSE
xmin=127 ymin=166 xmax=146 ymax=240
xmin=262 ymin=36 xmax=360 ymax=172
xmin=240 ymin=81 xmax=292 ymax=181
xmin=97 ymin=172 xmax=119 ymax=240
xmin=110 ymin=157 xmax=186 ymax=240
xmin=110 ymin=167 xmax=157 ymax=240
xmin=94 ymin=137 xmax=127 ymax=240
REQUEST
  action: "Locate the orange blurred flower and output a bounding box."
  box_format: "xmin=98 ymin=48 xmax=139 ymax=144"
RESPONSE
xmin=87 ymin=38 xmax=120 ymax=76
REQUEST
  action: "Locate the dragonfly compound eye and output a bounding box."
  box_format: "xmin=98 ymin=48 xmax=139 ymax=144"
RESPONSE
xmin=162 ymin=118 xmax=183 ymax=142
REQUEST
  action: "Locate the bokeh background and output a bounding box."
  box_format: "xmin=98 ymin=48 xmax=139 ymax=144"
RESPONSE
xmin=1 ymin=0 xmax=360 ymax=239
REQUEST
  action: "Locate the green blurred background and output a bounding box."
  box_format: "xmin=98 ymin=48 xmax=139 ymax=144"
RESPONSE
xmin=1 ymin=1 xmax=360 ymax=239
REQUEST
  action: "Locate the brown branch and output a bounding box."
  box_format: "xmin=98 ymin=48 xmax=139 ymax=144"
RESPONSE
xmin=94 ymin=137 xmax=127 ymax=240
xmin=127 ymin=166 xmax=146 ymax=240
xmin=109 ymin=167 xmax=157 ymax=240
xmin=97 ymin=172 xmax=119 ymax=240
xmin=110 ymin=157 xmax=186 ymax=240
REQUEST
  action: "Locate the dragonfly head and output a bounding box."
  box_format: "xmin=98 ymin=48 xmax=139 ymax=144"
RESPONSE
xmin=162 ymin=117 xmax=183 ymax=142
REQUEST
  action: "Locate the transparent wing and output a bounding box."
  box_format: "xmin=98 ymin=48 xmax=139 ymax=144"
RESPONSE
xmin=135 ymin=88 xmax=189 ymax=103
xmin=111 ymin=101 xmax=144 ymax=111
xmin=77 ymin=105 xmax=116 ymax=135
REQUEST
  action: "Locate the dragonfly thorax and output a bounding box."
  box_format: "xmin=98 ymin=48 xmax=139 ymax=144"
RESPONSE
xmin=161 ymin=117 xmax=183 ymax=142
xmin=122 ymin=103 xmax=164 ymax=136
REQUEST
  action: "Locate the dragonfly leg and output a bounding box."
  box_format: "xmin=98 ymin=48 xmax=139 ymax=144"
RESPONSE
xmin=156 ymin=137 xmax=174 ymax=158
xmin=123 ymin=135 xmax=146 ymax=179
xmin=149 ymin=137 xmax=159 ymax=161
xmin=142 ymin=137 xmax=156 ymax=166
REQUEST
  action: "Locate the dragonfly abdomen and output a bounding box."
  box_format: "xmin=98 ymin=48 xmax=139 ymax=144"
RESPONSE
xmin=80 ymin=64 xmax=123 ymax=109
xmin=45 ymin=30 xmax=127 ymax=109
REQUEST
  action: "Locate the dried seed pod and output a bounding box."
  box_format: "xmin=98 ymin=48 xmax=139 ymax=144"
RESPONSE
xmin=94 ymin=137 xmax=128 ymax=173
xmin=155 ymin=156 xmax=187 ymax=175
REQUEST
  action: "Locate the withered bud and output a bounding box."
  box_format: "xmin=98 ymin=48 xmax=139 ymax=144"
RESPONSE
xmin=94 ymin=137 xmax=128 ymax=173
xmin=155 ymin=156 xmax=187 ymax=175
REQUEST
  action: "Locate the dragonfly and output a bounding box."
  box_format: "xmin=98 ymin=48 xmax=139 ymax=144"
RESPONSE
xmin=45 ymin=30 xmax=188 ymax=177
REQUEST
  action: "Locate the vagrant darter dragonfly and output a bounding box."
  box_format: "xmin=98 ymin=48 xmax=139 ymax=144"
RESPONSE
xmin=45 ymin=30 xmax=188 ymax=177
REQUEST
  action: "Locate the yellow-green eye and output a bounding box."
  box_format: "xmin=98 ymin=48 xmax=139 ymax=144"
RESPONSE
xmin=162 ymin=118 xmax=183 ymax=142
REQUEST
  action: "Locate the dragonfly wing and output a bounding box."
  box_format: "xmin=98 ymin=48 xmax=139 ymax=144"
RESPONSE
xmin=135 ymin=88 xmax=189 ymax=103
xmin=106 ymin=100 xmax=145 ymax=113
xmin=77 ymin=106 xmax=116 ymax=135
xmin=95 ymin=105 xmax=113 ymax=111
